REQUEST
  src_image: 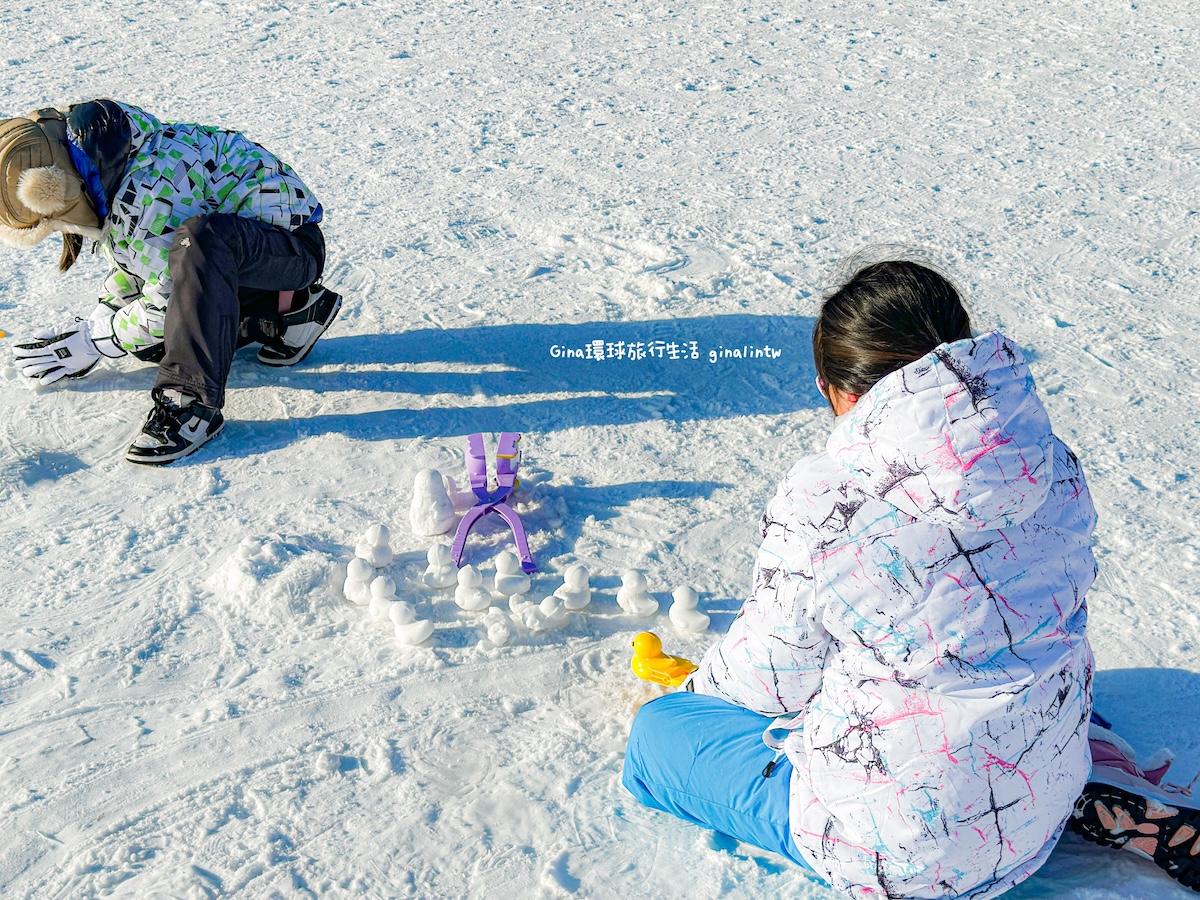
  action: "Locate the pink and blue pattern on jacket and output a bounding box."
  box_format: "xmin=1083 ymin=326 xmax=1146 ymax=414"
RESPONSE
xmin=695 ymin=331 xmax=1096 ymax=899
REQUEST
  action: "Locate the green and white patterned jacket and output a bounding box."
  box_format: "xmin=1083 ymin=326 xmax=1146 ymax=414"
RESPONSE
xmin=92 ymin=103 xmax=321 ymax=354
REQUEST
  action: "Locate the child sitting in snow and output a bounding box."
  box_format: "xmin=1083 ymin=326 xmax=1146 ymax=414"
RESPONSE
xmin=623 ymin=258 xmax=1199 ymax=897
xmin=1 ymin=100 xmax=341 ymax=464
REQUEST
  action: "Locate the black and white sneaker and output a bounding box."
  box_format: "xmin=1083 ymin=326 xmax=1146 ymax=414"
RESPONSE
xmin=126 ymin=388 xmax=225 ymax=465
xmin=257 ymin=285 xmax=342 ymax=367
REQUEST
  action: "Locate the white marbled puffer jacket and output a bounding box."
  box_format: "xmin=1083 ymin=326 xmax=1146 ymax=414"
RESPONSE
xmin=695 ymin=331 xmax=1097 ymax=899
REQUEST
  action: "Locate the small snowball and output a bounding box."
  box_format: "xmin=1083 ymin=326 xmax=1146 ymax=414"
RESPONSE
xmin=368 ymin=577 xmax=396 ymax=620
xmin=346 ymin=557 xmax=374 ymax=584
xmin=370 ymin=576 xmax=397 ymax=601
xmin=355 ymin=522 xmax=394 ymax=568
xmin=389 ymin=600 xmax=417 ymax=626
xmin=357 ymin=545 xmax=393 ymax=568
xmin=365 ymin=523 xmax=391 ymax=547
xmin=344 ymin=578 xmax=371 ymax=606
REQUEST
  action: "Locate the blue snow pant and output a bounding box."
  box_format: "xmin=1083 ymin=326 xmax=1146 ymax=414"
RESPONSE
xmin=622 ymin=691 xmax=815 ymax=871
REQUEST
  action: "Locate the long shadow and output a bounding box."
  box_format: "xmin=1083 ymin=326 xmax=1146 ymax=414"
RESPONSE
xmin=212 ymin=314 xmax=819 ymax=454
xmin=535 ymin=477 xmax=731 ymax=569
xmin=417 ymin=477 xmax=730 ymax=575
xmin=1006 ymin=666 xmax=1200 ymax=898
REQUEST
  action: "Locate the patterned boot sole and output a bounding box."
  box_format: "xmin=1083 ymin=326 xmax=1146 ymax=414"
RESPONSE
xmin=1070 ymin=781 xmax=1200 ymax=891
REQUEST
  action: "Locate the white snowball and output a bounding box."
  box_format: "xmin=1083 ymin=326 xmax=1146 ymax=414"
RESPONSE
xmin=368 ymin=592 xmax=392 ymax=620
xmin=370 ymin=576 xmax=397 ymax=601
xmin=355 ymin=540 xmax=394 ymax=568
xmin=344 ymin=578 xmax=371 ymax=606
xmin=389 ymin=600 xmax=417 ymax=626
xmin=364 ymin=523 xmax=391 ymax=548
xmin=355 ymin=522 xmax=395 ymax=568
xmin=672 ymin=586 xmax=699 ymax=608
xmin=346 ymin=557 xmax=374 ymax=584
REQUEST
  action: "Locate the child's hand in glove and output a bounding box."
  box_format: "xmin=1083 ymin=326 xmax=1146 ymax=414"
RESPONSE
xmin=13 ymin=312 xmax=125 ymax=384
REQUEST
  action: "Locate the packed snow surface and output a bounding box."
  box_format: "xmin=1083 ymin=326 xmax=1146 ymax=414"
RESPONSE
xmin=2 ymin=1 xmax=1199 ymax=897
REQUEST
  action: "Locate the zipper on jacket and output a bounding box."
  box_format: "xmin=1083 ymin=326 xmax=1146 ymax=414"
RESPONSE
xmin=761 ymin=748 xmax=785 ymax=778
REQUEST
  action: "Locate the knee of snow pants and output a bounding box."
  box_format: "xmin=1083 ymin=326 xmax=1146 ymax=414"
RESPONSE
xmin=155 ymin=213 xmax=325 ymax=408
xmin=622 ymin=691 xmax=815 ymax=871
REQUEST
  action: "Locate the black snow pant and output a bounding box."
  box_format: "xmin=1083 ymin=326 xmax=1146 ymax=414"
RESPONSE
xmin=154 ymin=213 xmax=325 ymax=409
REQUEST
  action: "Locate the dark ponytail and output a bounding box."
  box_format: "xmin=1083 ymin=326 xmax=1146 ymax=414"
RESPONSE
xmin=813 ymin=260 xmax=972 ymax=402
xmin=59 ymin=232 xmax=83 ymax=272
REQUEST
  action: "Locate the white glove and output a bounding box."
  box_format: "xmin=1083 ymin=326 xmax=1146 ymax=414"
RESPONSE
xmin=13 ymin=309 xmax=125 ymax=384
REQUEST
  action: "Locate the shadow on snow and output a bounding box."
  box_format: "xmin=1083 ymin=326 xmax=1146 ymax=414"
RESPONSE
xmin=219 ymin=314 xmax=821 ymax=453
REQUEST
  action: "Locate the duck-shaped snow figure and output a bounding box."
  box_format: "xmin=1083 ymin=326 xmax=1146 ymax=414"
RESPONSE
xmin=616 ymin=569 xmax=658 ymax=617
xmin=493 ymin=550 xmax=532 ymax=597
xmin=630 ymin=632 xmax=697 ymax=687
xmin=668 ymin=585 xmax=709 ymax=633
xmin=355 ymin=523 xmax=394 ymax=568
xmin=368 ymin=575 xmax=397 ymax=620
xmin=343 ymin=556 xmax=374 ymax=606
xmin=422 ymin=544 xmax=458 ymax=589
xmin=454 ymin=564 xmax=492 ymax=611
xmin=390 ymin=600 xmax=434 ymax=645
xmin=553 ymin=563 xmax=591 ymax=610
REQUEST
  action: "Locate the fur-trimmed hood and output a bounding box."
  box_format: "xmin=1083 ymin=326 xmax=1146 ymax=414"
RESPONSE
xmin=0 ymin=100 xmax=134 ymax=249
xmin=0 ymin=109 xmax=103 ymax=247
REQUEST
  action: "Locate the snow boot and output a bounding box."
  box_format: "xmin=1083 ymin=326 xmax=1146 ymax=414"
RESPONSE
xmin=257 ymin=285 xmax=342 ymax=366
xmin=126 ymin=388 xmax=224 ymax=465
xmin=1071 ymin=723 xmax=1200 ymax=891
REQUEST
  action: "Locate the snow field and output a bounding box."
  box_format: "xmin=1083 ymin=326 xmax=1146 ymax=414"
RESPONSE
xmin=2 ymin=0 xmax=1200 ymax=897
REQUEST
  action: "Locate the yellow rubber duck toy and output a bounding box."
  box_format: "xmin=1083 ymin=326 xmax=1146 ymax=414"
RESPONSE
xmin=630 ymin=632 xmax=697 ymax=687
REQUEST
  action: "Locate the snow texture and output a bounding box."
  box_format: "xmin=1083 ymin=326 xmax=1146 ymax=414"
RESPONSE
xmin=1 ymin=1 xmax=1199 ymax=898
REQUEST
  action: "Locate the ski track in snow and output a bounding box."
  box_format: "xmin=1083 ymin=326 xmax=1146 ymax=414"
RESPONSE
xmin=2 ymin=1 xmax=1199 ymax=897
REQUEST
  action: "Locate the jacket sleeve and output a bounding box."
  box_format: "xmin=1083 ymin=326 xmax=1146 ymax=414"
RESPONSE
xmin=100 ymin=189 xmax=181 ymax=353
xmin=692 ymin=487 xmax=832 ymax=718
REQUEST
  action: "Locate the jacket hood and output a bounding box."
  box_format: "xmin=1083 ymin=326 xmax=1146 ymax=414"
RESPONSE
xmin=66 ymin=99 xmax=136 ymax=216
xmin=826 ymin=331 xmax=1053 ymax=530
xmin=0 ymin=109 xmax=102 ymax=247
